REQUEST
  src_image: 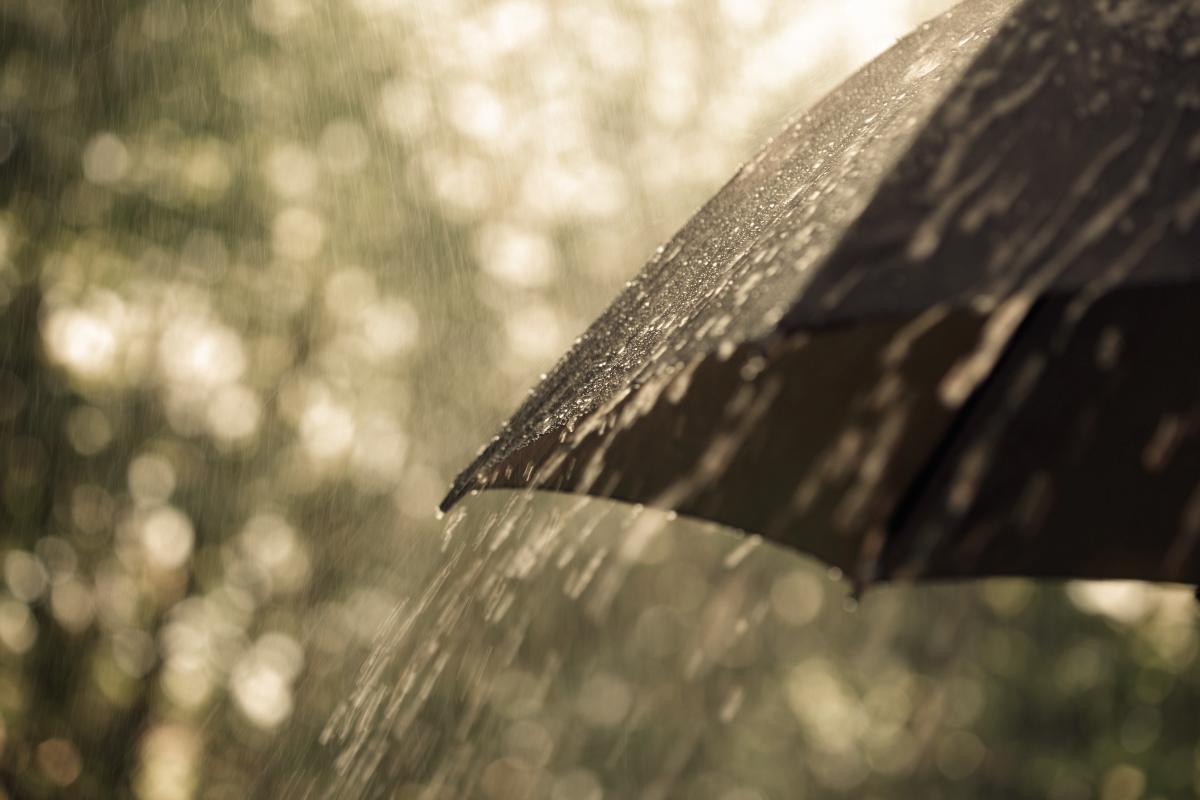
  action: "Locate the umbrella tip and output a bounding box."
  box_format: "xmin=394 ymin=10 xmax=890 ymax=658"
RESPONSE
xmin=848 ymin=576 xmax=869 ymax=604
xmin=438 ymin=481 xmax=470 ymax=514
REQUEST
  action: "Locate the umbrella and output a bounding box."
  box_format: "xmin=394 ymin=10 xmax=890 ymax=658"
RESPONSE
xmin=441 ymin=0 xmax=1200 ymax=589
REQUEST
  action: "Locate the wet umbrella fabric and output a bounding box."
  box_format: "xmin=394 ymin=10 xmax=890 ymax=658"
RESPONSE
xmin=442 ymin=0 xmax=1200 ymax=587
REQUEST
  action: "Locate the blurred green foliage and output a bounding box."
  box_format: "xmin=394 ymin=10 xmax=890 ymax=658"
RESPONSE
xmin=0 ymin=0 xmax=1197 ymax=798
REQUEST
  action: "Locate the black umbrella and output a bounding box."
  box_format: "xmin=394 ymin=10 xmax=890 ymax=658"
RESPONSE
xmin=441 ymin=0 xmax=1200 ymax=589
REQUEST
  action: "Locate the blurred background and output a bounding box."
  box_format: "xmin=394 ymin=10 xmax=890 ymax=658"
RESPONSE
xmin=1 ymin=0 xmax=1198 ymax=797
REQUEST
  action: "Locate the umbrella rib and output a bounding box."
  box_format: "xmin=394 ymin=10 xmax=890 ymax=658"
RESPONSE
xmin=871 ymin=295 xmax=1049 ymax=581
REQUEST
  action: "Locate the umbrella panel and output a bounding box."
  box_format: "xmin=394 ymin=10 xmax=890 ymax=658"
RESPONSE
xmin=885 ymin=281 xmax=1200 ymax=584
xmin=470 ymin=308 xmax=992 ymax=578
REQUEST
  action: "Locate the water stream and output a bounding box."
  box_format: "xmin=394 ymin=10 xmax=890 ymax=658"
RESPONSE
xmin=277 ymin=492 xmax=1199 ymax=799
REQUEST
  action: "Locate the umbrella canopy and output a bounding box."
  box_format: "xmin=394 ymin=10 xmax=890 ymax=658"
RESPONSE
xmin=442 ymin=0 xmax=1200 ymax=587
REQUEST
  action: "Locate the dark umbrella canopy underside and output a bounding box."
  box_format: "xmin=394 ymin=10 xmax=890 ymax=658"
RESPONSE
xmin=444 ymin=0 xmax=1200 ymax=587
